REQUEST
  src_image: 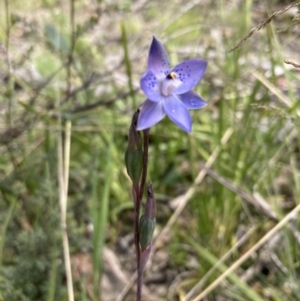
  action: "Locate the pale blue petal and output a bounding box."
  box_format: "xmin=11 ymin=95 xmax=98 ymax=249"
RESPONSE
xmin=140 ymin=71 xmax=162 ymax=102
xmin=163 ymin=95 xmax=192 ymax=132
xmin=148 ymin=37 xmax=170 ymax=79
xmin=137 ymin=99 xmax=166 ymax=131
xmin=173 ymin=59 xmax=207 ymax=94
xmin=179 ymin=91 xmax=207 ymax=110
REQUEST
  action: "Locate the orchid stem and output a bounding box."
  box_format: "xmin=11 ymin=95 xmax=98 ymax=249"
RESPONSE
xmin=139 ymin=129 xmax=150 ymax=203
xmin=137 ymin=267 xmax=144 ymax=301
xmin=135 ymin=128 xmax=150 ymax=301
xmin=133 ymin=185 xmax=140 ymax=271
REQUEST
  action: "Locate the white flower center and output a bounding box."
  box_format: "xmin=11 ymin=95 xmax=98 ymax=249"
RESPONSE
xmin=161 ymin=72 xmax=181 ymax=96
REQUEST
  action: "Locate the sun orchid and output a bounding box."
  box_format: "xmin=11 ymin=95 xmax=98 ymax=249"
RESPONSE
xmin=137 ymin=37 xmax=207 ymax=133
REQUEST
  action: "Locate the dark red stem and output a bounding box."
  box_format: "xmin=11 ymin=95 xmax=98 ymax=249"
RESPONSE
xmin=132 ymin=185 xmax=140 ymax=270
xmin=135 ymin=128 xmax=150 ymax=301
xmin=139 ymin=129 xmax=150 ymax=203
xmin=137 ymin=266 xmax=143 ymax=301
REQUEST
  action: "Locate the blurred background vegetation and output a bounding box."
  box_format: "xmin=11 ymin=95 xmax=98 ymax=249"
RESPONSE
xmin=0 ymin=0 xmax=300 ymax=300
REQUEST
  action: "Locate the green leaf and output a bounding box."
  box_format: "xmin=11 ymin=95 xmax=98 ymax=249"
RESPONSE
xmin=44 ymin=24 xmax=69 ymax=54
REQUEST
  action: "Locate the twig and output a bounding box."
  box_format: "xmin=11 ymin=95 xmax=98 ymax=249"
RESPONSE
xmin=66 ymin=0 xmax=76 ymax=98
xmin=229 ymin=1 xmax=300 ymax=53
xmin=62 ymin=73 xmax=95 ymax=105
xmin=252 ymin=70 xmax=291 ymax=107
xmin=202 ymin=165 xmax=300 ymax=247
xmin=201 ymin=165 xmax=278 ymax=220
xmin=63 ymin=121 xmax=71 ymax=210
xmin=240 ymin=232 xmax=288 ymax=284
xmin=71 ymin=87 xmax=139 ymax=113
xmin=284 ymin=59 xmax=300 ymax=68
xmin=186 ymin=225 xmax=257 ymax=300
xmin=191 ymin=202 xmax=300 ymax=301
xmin=57 ymin=120 xmax=74 ymax=301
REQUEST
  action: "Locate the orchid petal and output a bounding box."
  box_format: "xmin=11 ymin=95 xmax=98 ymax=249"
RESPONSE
xmin=163 ymin=95 xmax=192 ymax=132
xmin=173 ymin=59 xmax=207 ymax=94
xmin=137 ymin=99 xmax=166 ymax=131
xmin=140 ymin=71 xmax=162 ymax=102
xmin=148 ymin=37 xmax=170 ymax=79
xmin=179 ymin=91 xmax=207 ymax=110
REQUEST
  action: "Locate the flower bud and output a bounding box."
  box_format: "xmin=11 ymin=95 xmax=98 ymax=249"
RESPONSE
xmin=124 ymin=110 xmax=143 ymax=185
xmin=139 ymin=183 xmax=156 ymax=251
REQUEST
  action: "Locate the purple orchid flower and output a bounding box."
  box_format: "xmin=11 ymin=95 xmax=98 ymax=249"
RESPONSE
xmin=137 ymin=37 xmax=207 ymax=133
